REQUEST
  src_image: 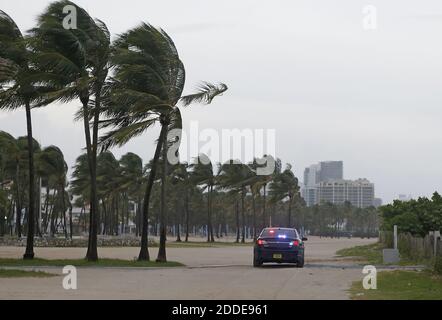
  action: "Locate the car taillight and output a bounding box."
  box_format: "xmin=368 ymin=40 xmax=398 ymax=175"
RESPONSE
xmin=257 ymin=239 xmax=267 ymax=246
xmin=289 ymin=240 xmax=300 ymax=247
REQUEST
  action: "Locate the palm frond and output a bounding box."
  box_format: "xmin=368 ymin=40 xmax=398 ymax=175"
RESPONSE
xmin=180 ymin=82 xmax=228 ymax=107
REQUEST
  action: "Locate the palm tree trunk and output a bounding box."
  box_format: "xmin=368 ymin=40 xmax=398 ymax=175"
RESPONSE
xmin=121 ymin=194 xmax=126 ymax=234
xmin=209 ymin=185 xmax=215 ymax=242
xmin=42 ymin=186 xmax=49 ymax=233
xmin=262 ymin=184 xmax=267 ymax=228
xmin=103 ymin=199 xmax=108 ymax=235
xmin=288 ymin=195 xmax=292 ymax=227
xmin=68 ymin=201 xmax=73 ymax=239
xmin=235 ymin=199 xmax=240 ymax=243
xmin=156 ymin=118 xmax=169 ymax=263
xmin=82 ymin=206 xmax=86 ymax=233
xmin=24 ymin=100 xmax=35 ymax=259
xmin=61 ymin=187 xmax=68 ymax=239
xmin=138 ymin=123 xmax=167 ymax=261
xmin=49 ymin=190 xmax=57 ymax=237
xmin=15 ymin=161 xmax=22 ymax=238
xmin=36 ymin=178 xmax=41 ymax=237
xmin=206 ymin=186 xmax=210 ymax=242
xmin=185 ymin=190 xmax=190 ymax=242
xmin=115 ymin=196 xmax=119 ymax=235
xmin=241 ymin=188 xmax=245 ymax=243
xmin=252 ymin=193 xmax=257 ymax=241
xmin=82 ymin=98 xmax=98 ymax=261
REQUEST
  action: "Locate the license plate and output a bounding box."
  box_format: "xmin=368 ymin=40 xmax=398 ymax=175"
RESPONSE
xmin=273 ymin=254 xmax=282 ymax=259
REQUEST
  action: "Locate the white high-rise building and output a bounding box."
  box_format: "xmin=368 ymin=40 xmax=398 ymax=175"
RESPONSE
xmin=316 ymin=178 xmax=375 ymax=208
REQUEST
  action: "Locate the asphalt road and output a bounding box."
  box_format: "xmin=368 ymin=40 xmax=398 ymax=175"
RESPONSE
xmin=0 ymin=236 xmax=376 ymax=299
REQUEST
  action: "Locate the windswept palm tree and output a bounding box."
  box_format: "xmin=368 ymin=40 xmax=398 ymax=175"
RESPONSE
xmin=269 ymin=163 xmax=300 ymax=227
xmin=169 ymin=161 xmax=192 ymax=242
xmin=118 ymin=153 xmax=143 ymax=234
xmin=100 ymin=23 xmax=227 ymax=261
xmin=247 ymin=156 xmax=275 ymax=238
xmin=0 ymin=11 xmax=53 ymax=258
xmin=190 ymin=154 xmax=218 ymax=242
xmin=37 ymin=146 xmax=69 ymax=238
xmin=0 ymin=131 xmax=23 ymax=236
xmin=30 ymin=0 xmax=111 ymax=261
xmin=218 ymin=160 xmax=254 ymax=243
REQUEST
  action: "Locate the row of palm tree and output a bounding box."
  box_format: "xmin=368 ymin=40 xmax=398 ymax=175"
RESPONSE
xmin=0 ymin=132 xmax=377 ymax=238
xmin=0 ymin=129 xmax=378 ymax=262
xmin=0 ymin=129 xmax=301 ymax=248
xmin=0 ymin=131 xmax=70 ymax=239
xmin=0 ymin=0 xmax=227 ymax=261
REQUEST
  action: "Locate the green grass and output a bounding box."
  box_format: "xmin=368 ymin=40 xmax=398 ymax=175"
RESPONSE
xmin=336 ymin=242 xmax=384 ymax=264
xmin=350 ymin=270 xmax=442 ymax=300
xmin=336 ymin=242 xmax=430 ymax=266
xmin=0 ymin=258 xmax=183 ymax=268
xmin=0 ymin=268 xmax=56 ymax=278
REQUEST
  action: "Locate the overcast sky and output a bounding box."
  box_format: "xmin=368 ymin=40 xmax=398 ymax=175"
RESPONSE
xmin=1 ymin=0 xmax=442 ymax=204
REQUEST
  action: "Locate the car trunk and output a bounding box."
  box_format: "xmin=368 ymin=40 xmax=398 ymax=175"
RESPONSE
xmin=262 ymin=238 xmax=295 ymax=250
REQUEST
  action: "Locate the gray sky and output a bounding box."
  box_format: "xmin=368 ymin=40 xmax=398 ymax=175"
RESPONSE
xmin=1 ymin=0 xmax=442 ymax=204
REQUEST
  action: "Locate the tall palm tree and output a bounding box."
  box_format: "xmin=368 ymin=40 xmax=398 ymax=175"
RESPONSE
xmin=0 ymin=131 xmax=23 ymax=236
xmin=247 ymin=156 xmax=275 ymax=238
xmin=0 ymin=10 xmax=49 ymax=259
xmin=169 ymin=161 xmax=192 ymax=242
xmin=190 ymin=154 xmax=217 ymax=242
xmin=269 ymin=164 xmax=300 ymax=227
xmin=36 ymin=145 xmax=69 ymax=237
xmin=100 ymin=23 xmax=227 ymax=261
xmin=96 ymin=151 xmax=121 ymax=235
xmin=218 ymin=160 xmax=254 ymax=243
xmin=119 ymin=153 xmax=143 ymax=234
xmin=31 ymin=0 xmax=111 ymax=260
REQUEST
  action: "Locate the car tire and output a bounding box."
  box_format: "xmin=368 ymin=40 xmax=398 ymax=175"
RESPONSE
xmin=253 ymin=255 xmax=262 ymax=267
xmin=296 ymin=254 xmax=304 ymax=268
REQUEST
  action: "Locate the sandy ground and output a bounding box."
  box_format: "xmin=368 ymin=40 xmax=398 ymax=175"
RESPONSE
xmin=0 ymin=236 xmax=376 ymax=299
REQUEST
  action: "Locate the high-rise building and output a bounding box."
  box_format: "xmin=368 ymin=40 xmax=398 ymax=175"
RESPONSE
xmin=303 ymin=164 xmax=320 ymax=187
xmin=302 ymin=161 xmax=343 ymax=206
xmin=318 ymin=161 xmax=343 ymax=182
xmin=316 ymin=178 xmax=375 ymax=208
xmin=303 ymin=161 xmax=343 ymax=186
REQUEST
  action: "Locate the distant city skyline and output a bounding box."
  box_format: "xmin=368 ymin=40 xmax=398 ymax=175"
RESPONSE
xmin=302 ymin=161 xmax=375 ymax=208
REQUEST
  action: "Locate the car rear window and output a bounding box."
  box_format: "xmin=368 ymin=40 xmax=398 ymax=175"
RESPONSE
xmin=260 ymin=228 xmax=298 ymax=239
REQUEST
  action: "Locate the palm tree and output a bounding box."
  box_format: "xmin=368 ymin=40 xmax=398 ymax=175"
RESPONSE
xmin=36 ymin=146 xmax=69 ymax=237
xmin=31 ymin=0 xmax=111 ymax=261
xmin=269 ymin=164 xmax=300 ymax=227
xmin=190 ymin=154 xmax=217 ymax=242
xmin=169 ymin=162 xmax=192 ymax=242
xmin=0 ymin=131 xmax=23 ymax=236
xmin=100 ymin=23 xmax=227 ymax=261
xmin=96 ymin=151 xmax=121 ymax=235
xmin=70 ymin=153 xmax=93 ymax=235
xmin=218 ymin=160 xmax=255 ymax=242
xmin=118 ymin=153 xmax=143 ymax=234
xmin=247 ymin=156 xmax=275 ymax=238
xmin=0 ymin=10 xmax=50 ymax=259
